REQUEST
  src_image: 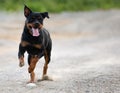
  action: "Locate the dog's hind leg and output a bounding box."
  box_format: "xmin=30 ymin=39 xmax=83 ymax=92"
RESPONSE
xmin=28 ymin=55 xmax=39 ymax=83
xmin=41 ymin=49 xmax=51 ymax=80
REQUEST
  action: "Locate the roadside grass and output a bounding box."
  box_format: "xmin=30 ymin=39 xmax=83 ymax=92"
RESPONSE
xmin=0 ymin=0 xmax=120 ymax=12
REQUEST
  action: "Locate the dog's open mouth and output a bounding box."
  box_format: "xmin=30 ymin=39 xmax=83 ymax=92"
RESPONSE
xmin=32 ymin=28 xmax=40 ymax=37
xmin=27 ymin=23 xmax=42 ymax=37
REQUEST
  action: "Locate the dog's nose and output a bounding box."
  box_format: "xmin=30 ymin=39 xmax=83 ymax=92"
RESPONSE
xmin=34 ymin=22 xmax=39 ymax=28
xmin=35 ymin=23 xmax=39 ymax=28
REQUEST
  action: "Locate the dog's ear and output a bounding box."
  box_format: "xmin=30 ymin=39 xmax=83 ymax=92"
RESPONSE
xmin=24 ymin=5 xmax=32 ymax=17
xmin=41 ymin=12 xmax=49 ymax=19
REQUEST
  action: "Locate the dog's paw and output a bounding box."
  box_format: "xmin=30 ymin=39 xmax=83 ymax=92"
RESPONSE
xmin=26 ymin=83 xmax=37 ymax=88
xmin=19 ymin=57 xmax=24 ymax=67
xmin=19 ymin=62 xmax=24 ymax=67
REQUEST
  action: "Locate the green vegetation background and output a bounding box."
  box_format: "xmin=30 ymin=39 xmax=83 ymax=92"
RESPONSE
xmin=0 ymin=0 xmax=120 ymax=12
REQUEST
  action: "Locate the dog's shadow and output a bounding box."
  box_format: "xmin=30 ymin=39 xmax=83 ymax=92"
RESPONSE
xmin=37 ymin=75 xmax=53 ymax=82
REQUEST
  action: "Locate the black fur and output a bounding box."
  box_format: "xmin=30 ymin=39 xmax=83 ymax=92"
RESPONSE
xmin=18 ymin=5 xmax=52 ymax=65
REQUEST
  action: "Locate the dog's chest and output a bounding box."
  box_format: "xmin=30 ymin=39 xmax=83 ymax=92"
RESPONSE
xmin=21 ymin=41 xmax=44 ymax=55
xmin=21 ymin=41 xmax=42 ymax=49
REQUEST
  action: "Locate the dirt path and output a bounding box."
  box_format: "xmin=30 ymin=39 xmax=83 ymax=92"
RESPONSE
xmin=0 ymin=10 xmax=120 ymax=93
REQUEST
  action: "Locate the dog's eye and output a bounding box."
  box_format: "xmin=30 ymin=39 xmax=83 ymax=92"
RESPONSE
xmin=32 ymin=16 xmax=35 ymax=19
xmin=38 ymin=17 xmax=41 ymax=20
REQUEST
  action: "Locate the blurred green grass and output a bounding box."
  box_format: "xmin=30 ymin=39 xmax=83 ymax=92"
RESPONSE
xmin=0 ymin=0 xmax=120 ymax=12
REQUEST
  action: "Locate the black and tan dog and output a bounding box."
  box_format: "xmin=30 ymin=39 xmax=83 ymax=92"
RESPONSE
xmin=18 ymin=5 xmax=52 ymax=83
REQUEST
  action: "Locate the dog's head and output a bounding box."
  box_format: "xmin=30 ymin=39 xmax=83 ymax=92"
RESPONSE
xmin=24 ymin=5 xmax=49 ymax=37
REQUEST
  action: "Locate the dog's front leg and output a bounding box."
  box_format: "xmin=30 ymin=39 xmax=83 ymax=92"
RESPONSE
xmin=18 ymin=44 xmax=26 ymax=67
xmin=28 ymin=55 xmax=39 ymax=83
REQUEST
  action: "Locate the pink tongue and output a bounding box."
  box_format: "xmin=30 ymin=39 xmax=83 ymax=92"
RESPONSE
xmin=32 ymin=28 xmax=40 ymax=36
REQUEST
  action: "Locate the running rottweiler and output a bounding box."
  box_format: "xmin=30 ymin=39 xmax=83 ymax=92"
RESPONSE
xmin=18 ymin=5 xmax=52 ymax=83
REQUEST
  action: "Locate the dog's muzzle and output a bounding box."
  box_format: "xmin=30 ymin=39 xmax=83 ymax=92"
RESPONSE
xmin=29 ymin=21 xmax=40 ymax=37
xmin=34 ymin=22 xmax=40 ymax=29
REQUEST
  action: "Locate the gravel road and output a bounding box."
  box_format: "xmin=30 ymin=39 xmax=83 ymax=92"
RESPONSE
xmin=0 ymin=10 xmax=120 ymax=93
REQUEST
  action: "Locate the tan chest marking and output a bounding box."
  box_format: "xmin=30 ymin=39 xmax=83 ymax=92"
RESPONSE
xmin=21 ymin=41 xmax=42 ymax=49
xmin=33 ymin=44 xmax=42 ymax=49
xmin=21 ymin=41 xmax=29 ymax=47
